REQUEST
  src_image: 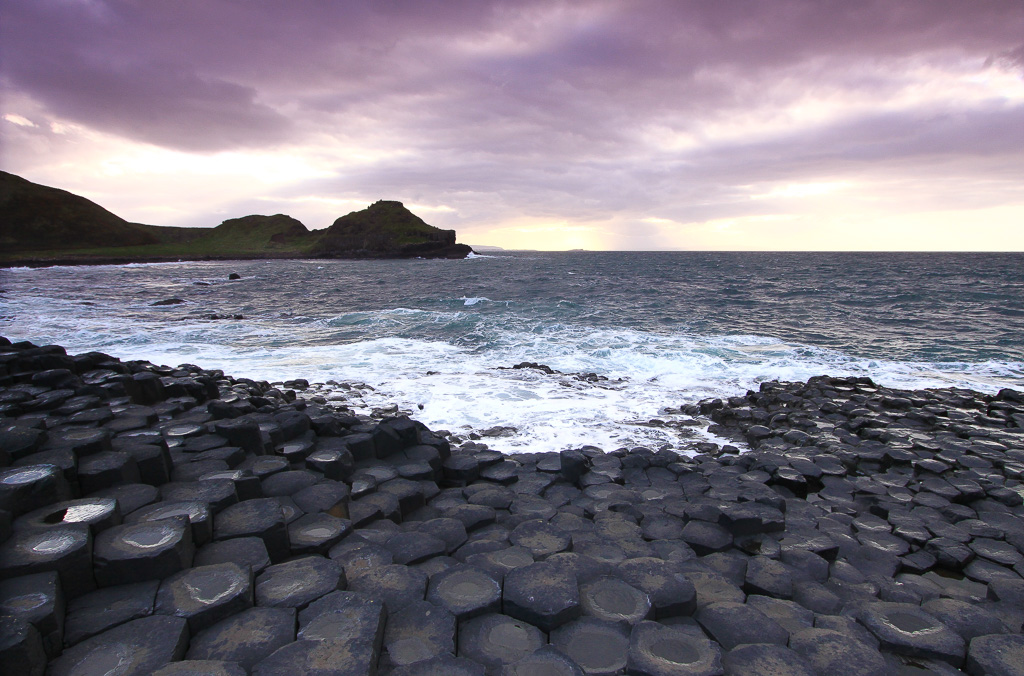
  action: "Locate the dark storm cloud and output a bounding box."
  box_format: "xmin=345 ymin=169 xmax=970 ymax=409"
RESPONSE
xmin=2 ymin=0 xmax=1023 ymax=238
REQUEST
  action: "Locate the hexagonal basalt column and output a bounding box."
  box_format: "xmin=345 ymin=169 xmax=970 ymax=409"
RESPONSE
xmin=0 ymin=616 xmax=46 ymax=676
xmin=458 ymin=613 xmax=545 ymax=672
xmin=579 ymin=576 xmax=653 ymax=626
xmin=47 ymin=615 xmax=189 ymax=676
xmin=186 ymin=607 xmax=295 ymax=670
xmin=695 ymin=601 xmax=789 ymax=651
xmin=616 ymin=557 xmax=696 ymax=619
xmin=348 ymin=563 xmax=427 ymax=614
xmin=0 ymin=524 xmax=94 ymax=598
xmin=0 ymin=465 xmax=71 ymax=517
xmin=63 ymin=580 xmax=159 ymax=647
xmin=15 ymin=497 xmax=121 ymax=535
xmin=287 ymin=512 xmax=351 ymax=556
xmin=155 ymin=561 xmax=253 ymax=633
xmin=502 ymin=560 xmax=580 ymax=632
xmin=379 ymin=599 xmax=456 ymax=671
xmin=854 ymin=601 xmax=965 ymax=666
xmin=255 ymin=555 xmax=345 ymax=610
xmin=627 ymin=620 xmax=724 ymax=676
xmin=426 ymin=564 xmax=502 ymax=621
xmin=212 ymin=498 xmax=290 ymax=562
xmin=550 ymin=617 xmax=631 ymax=676
xmin=0 ymin=571 xmax=64 ymax=657
xmin=126 ymin=500 xmax=213 ymax=546
xmin=93 ymin=516 xmax=194 ymax=586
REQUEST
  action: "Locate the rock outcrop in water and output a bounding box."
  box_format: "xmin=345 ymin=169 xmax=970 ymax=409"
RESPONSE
xmin=0 ymin=171 xmax=473 ymax=266
xmin=1 ymin=336 xmax=1023 ymax=673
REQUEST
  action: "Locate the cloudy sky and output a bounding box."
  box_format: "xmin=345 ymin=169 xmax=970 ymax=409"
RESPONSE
xmin=2 ymin=0 xmax=1023 ymax=250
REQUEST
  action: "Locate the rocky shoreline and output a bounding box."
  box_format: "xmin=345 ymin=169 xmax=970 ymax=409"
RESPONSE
xmin=1 ymin=337 xmax=1023 ymax=675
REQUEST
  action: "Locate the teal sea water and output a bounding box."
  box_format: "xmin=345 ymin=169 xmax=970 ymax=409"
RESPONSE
xmin=3 ymin=252 xmax=1023 ymax=452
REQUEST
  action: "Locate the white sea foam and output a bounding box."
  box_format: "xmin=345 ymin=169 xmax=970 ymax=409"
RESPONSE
xmin=5 ymin=272 xmax=1023 ymax=455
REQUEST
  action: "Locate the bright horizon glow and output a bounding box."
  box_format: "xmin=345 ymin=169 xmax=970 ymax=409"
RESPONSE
xmin=2 ymin=1 xmax=1023 ymax=251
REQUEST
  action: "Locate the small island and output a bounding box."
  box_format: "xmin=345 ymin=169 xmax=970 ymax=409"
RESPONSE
xmin=0 ymin=171 xmax=473 ymax=267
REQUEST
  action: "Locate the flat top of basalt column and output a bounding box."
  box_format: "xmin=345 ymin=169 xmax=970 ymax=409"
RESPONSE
xmin=16 ymin=497 xmax=120 ymax=532
xmin=195 ymin=537 xmax=271 ymax=576
xmin=95 ymin=517 xmax=188 ymax=559
xmin=696 ymin=601 xmax=789 ymax=651
xmin=788 ymin=627 xmax=889 ymax=676
xmin=47 ymin=614 xmax=190 ymax=676
xmin=458 ymin=613 xmax=546 ymax=669
xmin=156 ymin=562 xmax=252 ymax=626
xmin=854 ymin=601 xmax=965 ymax=664
xmin=721 ymin=643 xmax=818 ymax=676
xmin=0 ymin=570 xmax=61 ymax=636
xmin=186 ymin=606 xmax=296 ymax=670
xmin=63 ymin=580 xmax=160 ymax=647
xmin=90 ymin=483 xmax=160 ymax=515
xmin=426 ymin=564 xmax=502 ymax=620
xmin=0 ymin=523 xmax=90 ymax=568
xmin=579 ymin=576 xmax=652 ymax=625
xmin=550 ymin=617 xmax=631 ymax=676
xmin=255 ymin=555 xmax=345 ymax=609
xmin=151 ymin=660 xmax=247 ymax=676
xmin=347 ymin=563 xmax=427 ymax=614
xmin=627 ymin=620 xmax=723 ymax=676
xmin=250 ymin=635 xmax=378 ymax=676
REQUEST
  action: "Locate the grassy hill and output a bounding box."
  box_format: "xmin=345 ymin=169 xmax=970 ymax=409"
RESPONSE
xmin=0 ymin=172 xmax=471 ymax=265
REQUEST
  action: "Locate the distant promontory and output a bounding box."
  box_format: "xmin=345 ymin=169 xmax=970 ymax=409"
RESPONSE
xmin=0 ymin=171 xmax=473 ymax=266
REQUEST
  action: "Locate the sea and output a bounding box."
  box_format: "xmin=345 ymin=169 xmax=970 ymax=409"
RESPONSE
xmin=2 ymin=252 xmax=1023 ymax=454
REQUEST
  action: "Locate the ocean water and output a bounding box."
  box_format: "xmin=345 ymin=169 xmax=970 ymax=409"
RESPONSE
xmin=2 ymin=252 xmax=1023 ymax=453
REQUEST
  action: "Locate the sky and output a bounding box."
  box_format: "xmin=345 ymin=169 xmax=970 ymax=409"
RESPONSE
xmin=2 ymin=0 xmax=1023 ymax=251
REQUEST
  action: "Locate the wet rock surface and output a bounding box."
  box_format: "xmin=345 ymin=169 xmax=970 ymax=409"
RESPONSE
xmin=2 ymin=337 xmax=1024 ymax=673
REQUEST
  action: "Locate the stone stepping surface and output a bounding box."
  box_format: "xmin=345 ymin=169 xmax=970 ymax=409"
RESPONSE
xmin=1 ymin=337 xmax=1024 ymax=673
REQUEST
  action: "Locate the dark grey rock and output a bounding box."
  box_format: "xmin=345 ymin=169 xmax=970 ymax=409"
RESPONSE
xmin=48 ymin=615 xmax=189 ymax=676
xmin=627 ymin=620 xmax=723 ymax=676
xmin=251 ymin=637 xmax=378 ymax=676
xmin=789 ymin=627 xmax=888 ymax=676
xmin=617 ymin=557 xmax=696 ymax=619
xmin=579 ymin=575 xmax=652 ymax=626
xmin=501 ymin=645 xmax=583 ymax=676
xmin=155 ymin=561 xmax=253 ymax=633
xmin=161 ymin=479 xmax=239 ymax=514
xmin=379 ymin=599 xmax=456 ymax=671
xmin=347 ymin=563 xmax=427 ymax=613
xmin=0 ymin=524 xmax=94 ymax=598
xmin=385 ymin=530 xmax=448 ymax=565
xmin=328 ymin=539 xmax=394 ymax=581
xmin=550 ymin=617 xmax=631 ymax=676
xmin=287 ymin=512 xmax=350 ymax=556
xmin=255 ymin=556 xmax=345 ymax=610
xmin=721 ymin=643 xmax=817 ymax=676
xmin=186 ymin=607 xmax=296 ymax=671
xmin=503 ymin=560 xmax=580 ymax=631
xmin=0 ymin=464 xmax=71 ymax=517
xmin=426 ymin=564 xmax=502 ymax=620
xmin=0 ymin=616 xmax=46 ymax=676
xmin=854 ymin=601 xmax=965 ymax=665
xmin=392 ymin=654 xmax=486 ymax=676
xmin=126 ymin=500 xmax=213 ymax=546
xmin=298 ymin=590 xmax=386 ymax=649
xmin=457 ymin=613 xmax=546 ymax=671
xmin=93 ymin=516 xmax=194 ymax=587
xmin=695 ymin=601 xmax=789 ymax=651
xmin=151 ymin=661 xmax=248 ymax=676
xmin=0 ymin=570 xmax=64 ymax=657
xmin=966 ymin=633 xmax=1024 ymax=676
xmin=213 ymin=497 xmax=289 ymax=561
xmin=922 ymin=597 xmax=1010 ymax=642
xmin=509 ymin=519 xmax=571 ymax=558
xmin=194 ymin=536 xmax=271 ymax=576
xmin=63 ymin=579 xmax=159 ymax=647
